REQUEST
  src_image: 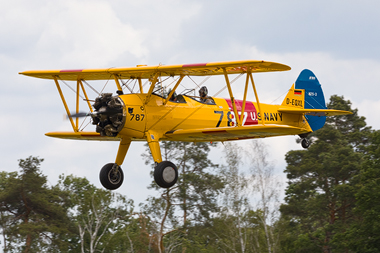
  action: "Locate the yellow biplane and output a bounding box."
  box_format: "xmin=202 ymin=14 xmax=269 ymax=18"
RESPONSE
xmin=20 ymin=60 xmax=351 ymax=190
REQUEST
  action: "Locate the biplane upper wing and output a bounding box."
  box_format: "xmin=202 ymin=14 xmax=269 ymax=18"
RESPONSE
xmin=19 ymin=60 xmax=290 ymax=81
xmin=278 ymin=108 xmax=352 ymax=116
xmin=164 ymin=124 xmax=307 ymax=142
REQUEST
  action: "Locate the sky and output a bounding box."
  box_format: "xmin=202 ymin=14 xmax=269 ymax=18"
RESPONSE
xmin=1 ymin=0 xmax=380 ymax=206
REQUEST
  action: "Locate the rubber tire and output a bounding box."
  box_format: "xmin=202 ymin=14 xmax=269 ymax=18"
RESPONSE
xmin=99 ymin=163 xmax=124 ymax=190
xmin=301 ymin=138 xmax=310 ymax=149
xmin=154 ymin=161 xmax=178 ymax=188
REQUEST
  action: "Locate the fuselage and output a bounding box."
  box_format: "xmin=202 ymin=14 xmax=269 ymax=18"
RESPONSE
xmin=116 ymin=93 xmax=309 ymax=141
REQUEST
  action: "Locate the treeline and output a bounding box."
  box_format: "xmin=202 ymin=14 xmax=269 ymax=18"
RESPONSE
xmin=1 ymin=95 xmax=379 ymax=252
xmin=280 ymin=95 xmax=380 ymax=252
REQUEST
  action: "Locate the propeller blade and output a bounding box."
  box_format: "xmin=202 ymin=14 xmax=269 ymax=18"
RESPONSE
xmin=68 ymin=108 xmax=122 ymax=119
xmin=69 ymin=112 xmax=90 ymax=118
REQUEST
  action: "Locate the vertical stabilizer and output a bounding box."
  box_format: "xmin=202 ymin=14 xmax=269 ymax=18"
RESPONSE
xmin=281 ymin=83 xmax=305 ymax=109
xmin=295 ymin=69 xmax=326 ymax=131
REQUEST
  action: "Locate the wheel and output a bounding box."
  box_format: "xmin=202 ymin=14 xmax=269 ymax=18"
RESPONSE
xmin=154 ymin=161 xmax=178 ymax=188
xmin=301 ymin=138 xmax=310 ymax=149
xmin=99 ymin=163 xmax=124 ymax=190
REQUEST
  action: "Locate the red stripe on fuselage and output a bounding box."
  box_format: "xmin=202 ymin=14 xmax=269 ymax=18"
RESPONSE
xmin=224 ymin=99 xmax=258 ymax=125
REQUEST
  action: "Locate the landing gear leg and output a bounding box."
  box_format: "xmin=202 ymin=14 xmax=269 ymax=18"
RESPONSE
xmin=115 ymin=138 xmax=131 ymax=166
xmin=99 ymin=138 xmax=131 ymax=190
xmin=147 ymin=132 xmax=179 ymax=188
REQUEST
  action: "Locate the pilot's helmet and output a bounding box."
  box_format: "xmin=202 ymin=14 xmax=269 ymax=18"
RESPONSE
xmin=171 ymin=91 xmax=177 ymax=100
xmin=199 ymin=86 xmax=208 ymax=97
xmin=168 ymin=89 xmax=177 ymax=99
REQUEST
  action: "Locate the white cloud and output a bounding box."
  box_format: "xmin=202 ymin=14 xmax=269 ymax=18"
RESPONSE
xmin=354 ymin=99 xmax=380 ymax=130
xmin=32 ymin=0 xmax=148 ymax=67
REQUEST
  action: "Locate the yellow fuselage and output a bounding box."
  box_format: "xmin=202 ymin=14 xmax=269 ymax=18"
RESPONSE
xmin=118 ymin=93 xmax=311 ymax=142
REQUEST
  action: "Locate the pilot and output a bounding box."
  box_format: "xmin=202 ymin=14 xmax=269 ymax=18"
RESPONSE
xmin=169 ymin=90 xmax=177 ymax=102
xmin=199 ymin=86 xmax=213 ymax=104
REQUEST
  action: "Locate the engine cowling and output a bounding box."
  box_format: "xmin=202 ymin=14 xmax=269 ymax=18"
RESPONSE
xmin=92 ymin=93 xmax=126 ymax=137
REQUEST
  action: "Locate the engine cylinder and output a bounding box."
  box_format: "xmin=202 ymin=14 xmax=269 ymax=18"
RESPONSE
xmin=92 ymin=93 xmax=126 ymax=137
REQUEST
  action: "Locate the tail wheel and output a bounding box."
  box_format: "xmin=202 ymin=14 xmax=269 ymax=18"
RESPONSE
xmin=301 ymin=138 xmax=310 ymax=149
xmin=100 ymin=163 xmax=124 ymax=190
xmin=154 ymin=161 xmax=178 ymax=188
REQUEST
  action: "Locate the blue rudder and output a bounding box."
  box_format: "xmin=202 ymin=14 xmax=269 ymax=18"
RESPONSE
xmin=295 ymin=69 xmax=327 ymax=131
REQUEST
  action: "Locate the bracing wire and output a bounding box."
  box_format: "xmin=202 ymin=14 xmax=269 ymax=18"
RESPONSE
xmin=100 ymin=79 xmax=110 ymax=94
xmin=82 ymin=80 xmax=100 ymax=95
xmin=58 ymin=78 xmax=86 ymax=100
xmin=120 ymin=78 xmax=133 ymax=93
xmin=269 ymin=90 xmax=288 ymax=104
xmin=212 ymin=73 xmax=244 ymax=97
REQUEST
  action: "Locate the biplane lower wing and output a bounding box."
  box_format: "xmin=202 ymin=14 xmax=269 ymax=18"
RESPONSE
xmin=45 ymin=131 xmax=120 ymax=141
xmin=164 ymin=124 xmax=308 ymax=142
xmin=278 ymin=108 xmax=351 ymax=117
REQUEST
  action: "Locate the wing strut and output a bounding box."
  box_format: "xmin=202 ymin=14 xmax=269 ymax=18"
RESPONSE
xmin=76 ymin=80 xmax=80 ymax=129
xmin=249 ymin=71 xmax=265 ymax=126
xmin=223 ymin=68 xmax=242 ymax=126
xmin=138 ymin=78 xmax=143 ymax=94
xmin=113 ymin=75 xmax=124 ymax=94
xmin=53 ymin=77 xmax=94 ymax=133
xmin=164 ymin=75 xmax=185 ymax=105
xmin=144 ymin=73 xmax=160 ymax=104
xmin=240 ymin=72 xmax=250 ymax=124
xmin=78 ymin=80 xmax=94 ymax=113
xmin=53 ymin=76 xmax=77 ymax=132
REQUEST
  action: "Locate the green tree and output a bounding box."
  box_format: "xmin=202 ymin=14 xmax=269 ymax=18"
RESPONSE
xmin=246 ymin=140 xmax=283 ymax=253
xmin=217 ymin=142 xmax=250 ymax=252
xmin=280 ymin=96 xmax=371 ymax=252
xmin=208 ymin=141 xmax=283 ymax=253
xmin=115 ymin=212 xmax=159 ymax=252
xmin=345 ymin=129 xmax=380 ymax=252
xmin=0 ymin=156 xmax=71 ymax=253
xmin=58 ymin=175 xmax=135 ymax=253
xmin=142 ymin=141 xmax=224 ymax=252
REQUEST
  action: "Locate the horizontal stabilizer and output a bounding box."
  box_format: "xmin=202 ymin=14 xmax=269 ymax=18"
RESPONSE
xmin=45 ymin=131 xmax=120 ymax=141
xmin=278 ymin=108 xmax=352 ymax=116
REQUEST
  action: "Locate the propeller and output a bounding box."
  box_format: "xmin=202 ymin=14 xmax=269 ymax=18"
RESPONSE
xmin=68 ymin=107 xmax=123 ymax=118
xmin=70 ymin=112 xmax=90 ymax=118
